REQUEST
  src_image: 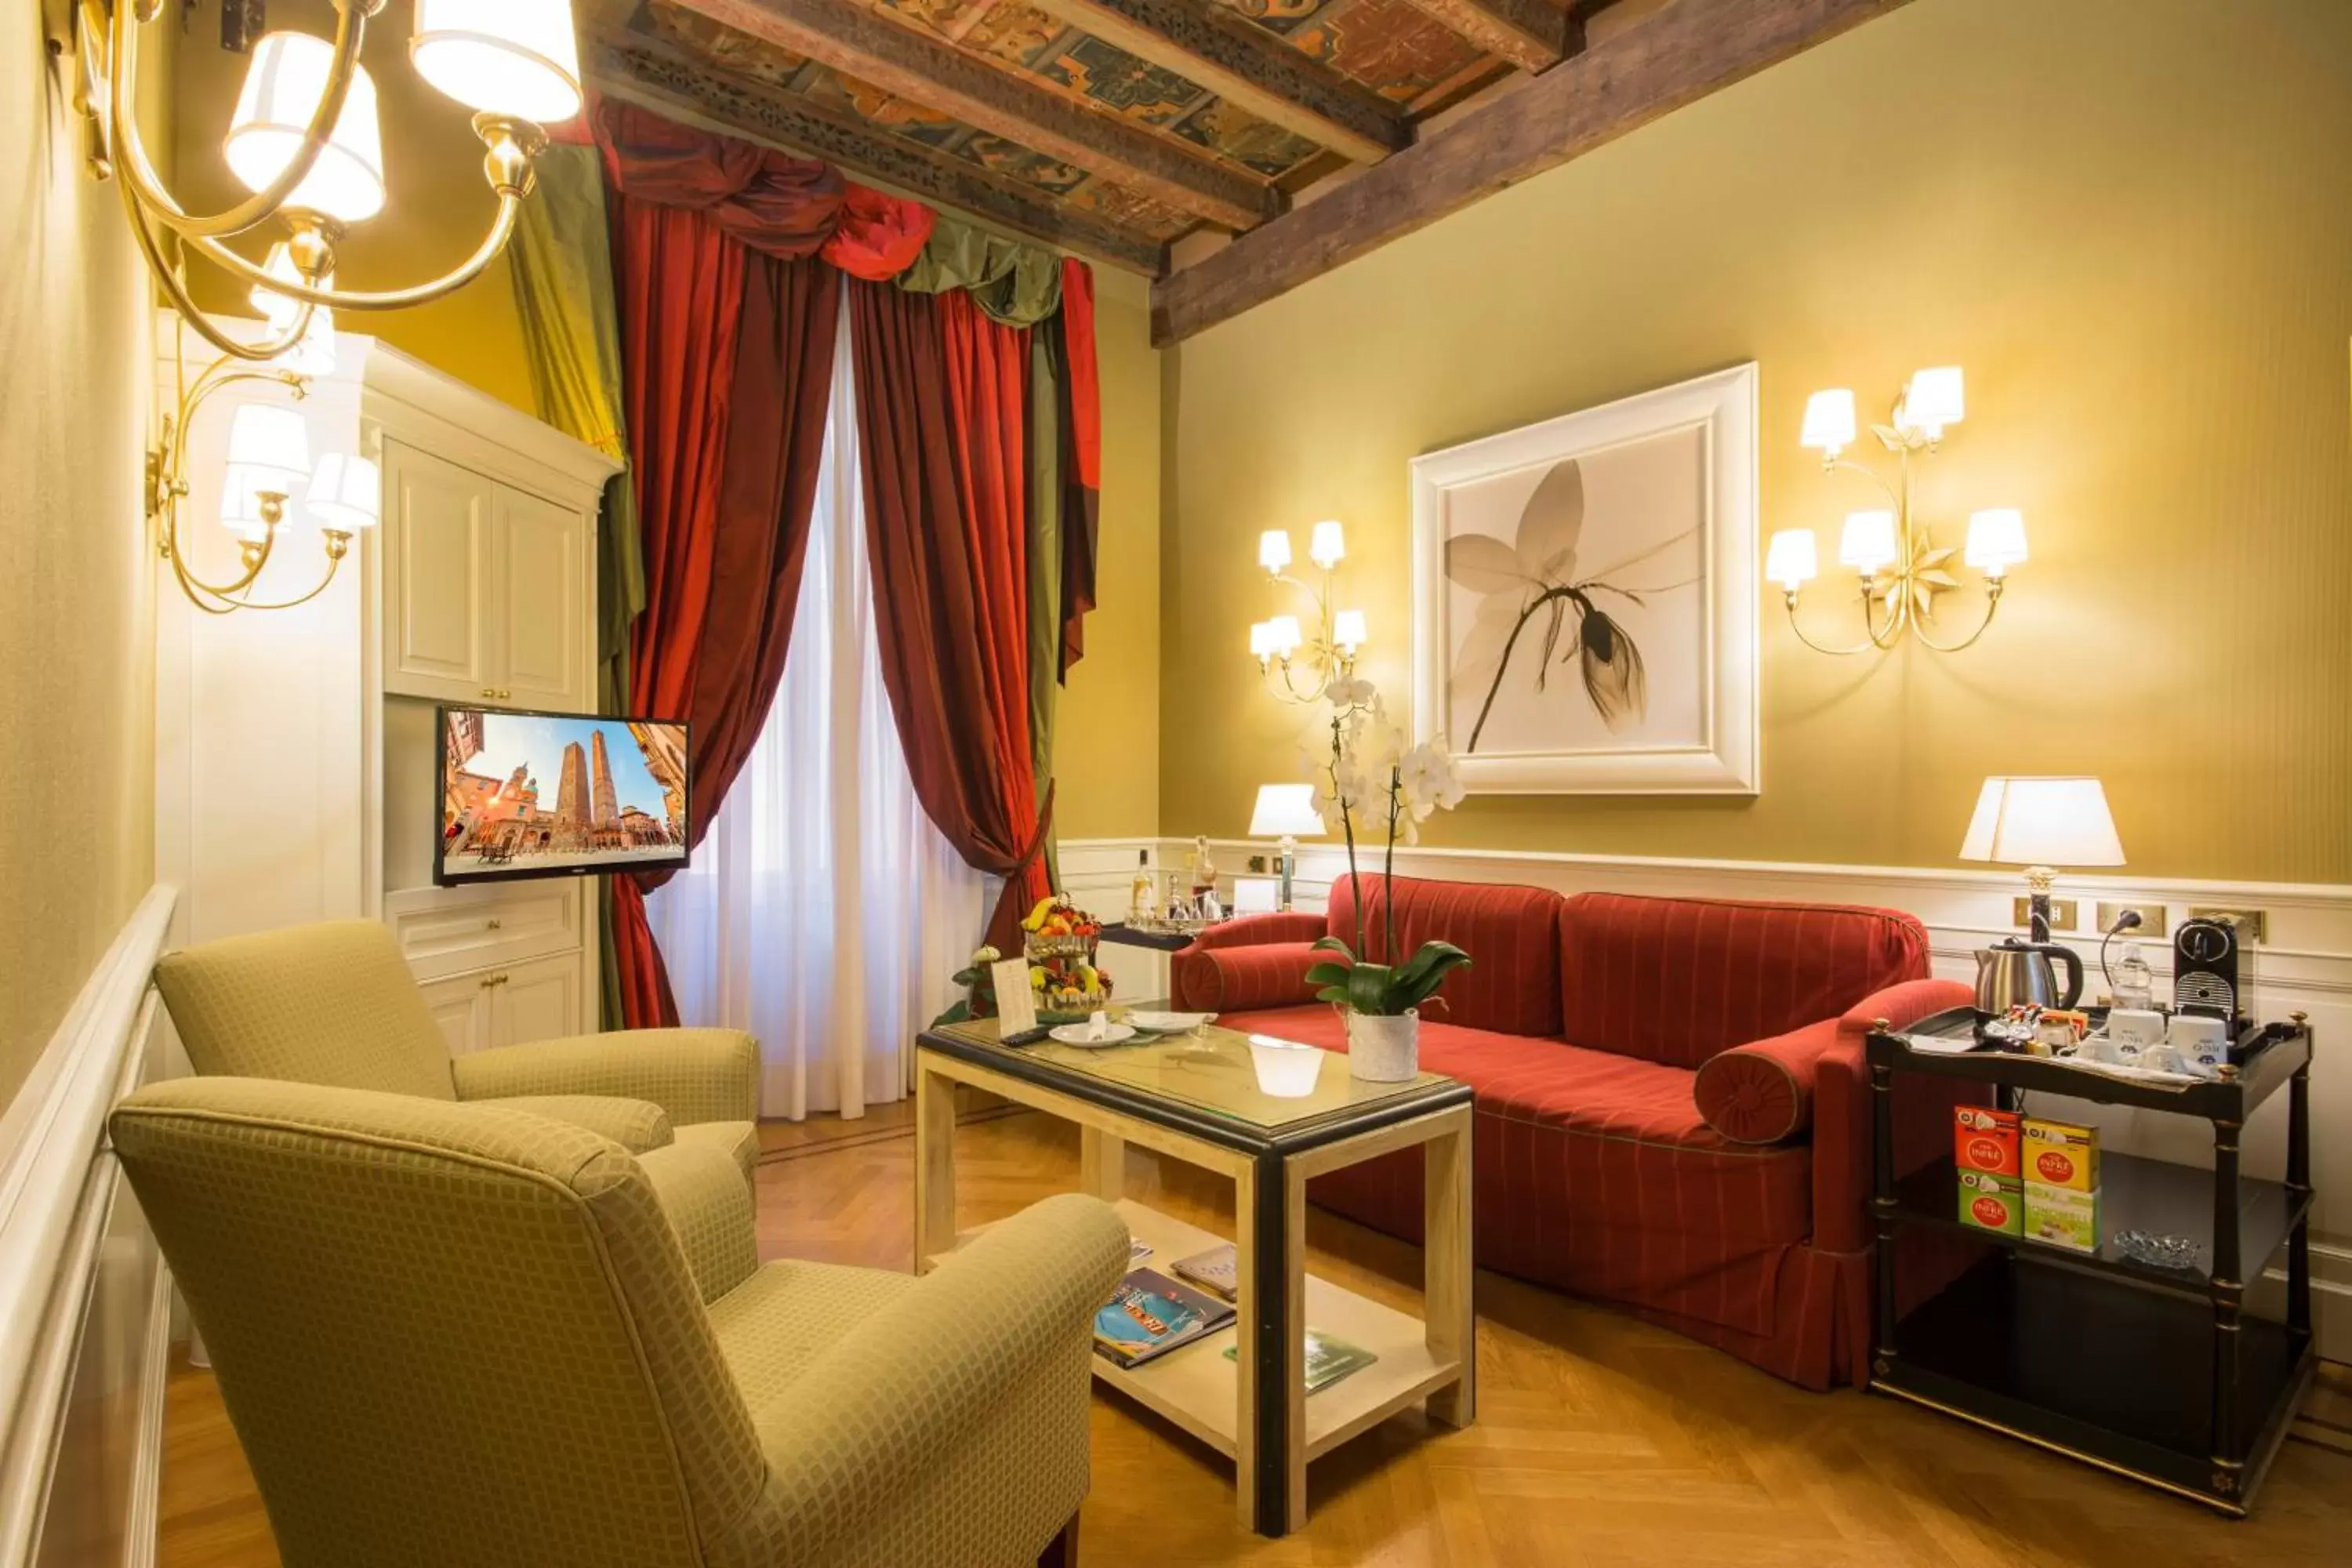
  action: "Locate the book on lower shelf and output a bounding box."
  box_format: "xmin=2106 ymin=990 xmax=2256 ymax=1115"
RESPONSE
xmin=1094 ymin=1269 xmax=1236 ymax=1369
xmin=1172 ymin=1243 xmax=1237 ymax=1301
xmin=1223 ymin=1328 xmax=1377 ymax=1394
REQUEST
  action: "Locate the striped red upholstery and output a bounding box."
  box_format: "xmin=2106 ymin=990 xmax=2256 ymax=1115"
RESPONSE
xmin=1180 ymin=880 xmax=1976 ymax=1390
xmin=1326 ymin=874 xmax=1565 ymax=1036
xmin=1169 ymin=942 xmax=1321 ymax=1013
xmin=1559 ymin=893 xmax=1932 ymax=1069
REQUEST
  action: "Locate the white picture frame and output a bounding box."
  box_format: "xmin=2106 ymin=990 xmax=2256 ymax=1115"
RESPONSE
xmin=1410 ymin=362 xmax=1759 ymax=795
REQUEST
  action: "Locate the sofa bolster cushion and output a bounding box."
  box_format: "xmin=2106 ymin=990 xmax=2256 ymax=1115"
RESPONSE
xmin=1693 ymin=1022 xmax=1836 ymax=1144
xmin=1171 ymin=942 xmax=1323 ymax=1014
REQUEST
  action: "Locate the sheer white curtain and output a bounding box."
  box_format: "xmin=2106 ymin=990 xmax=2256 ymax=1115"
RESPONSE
xmin=646 ymin=305 xmax=988 ymax=1120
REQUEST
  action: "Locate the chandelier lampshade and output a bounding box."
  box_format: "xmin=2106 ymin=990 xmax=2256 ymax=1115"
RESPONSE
xmin=412 ymin=0 xmax=586 ymax=123
xmin=224 ymin=33 xmax=387 ymax=223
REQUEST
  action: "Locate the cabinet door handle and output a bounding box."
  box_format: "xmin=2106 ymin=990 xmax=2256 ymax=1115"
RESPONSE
xmin=481 ymin=687 xmax=497 ymax=699
xmin=486 ymin=918 xmax=503 ymax=931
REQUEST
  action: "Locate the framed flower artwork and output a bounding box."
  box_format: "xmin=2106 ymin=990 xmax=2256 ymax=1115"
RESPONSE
xmin=1409 ymin=362 xmax=1759 ymax=794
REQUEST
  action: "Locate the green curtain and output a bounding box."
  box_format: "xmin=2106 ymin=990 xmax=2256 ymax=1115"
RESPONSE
xmin=509 ymin=143 xmax=641 ymax=1031
xmin=898 ymin=215 xmax=1063 ymax=328
xmin=1026 ymin=331 xmax=1063 ymax=895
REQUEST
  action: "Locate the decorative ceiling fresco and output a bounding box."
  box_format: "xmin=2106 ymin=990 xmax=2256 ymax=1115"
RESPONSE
xmin=588 ymin=0 xmax=1588 ymax=273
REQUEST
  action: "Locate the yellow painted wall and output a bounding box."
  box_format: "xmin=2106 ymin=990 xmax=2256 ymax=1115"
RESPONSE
xmin=0 ymin=16 xmax=169 ymax=1105
xmin=1055 ymin=267 xmax=1162 ymax=840
xmin=173 ymin=0 xmax=537 ymax=410
xmin=1162 ymin=0 xmax=2352 ymax=883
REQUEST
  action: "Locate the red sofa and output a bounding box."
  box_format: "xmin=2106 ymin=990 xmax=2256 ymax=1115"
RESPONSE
xmin=1171 ymin=873 xmax=1976 ymax=1390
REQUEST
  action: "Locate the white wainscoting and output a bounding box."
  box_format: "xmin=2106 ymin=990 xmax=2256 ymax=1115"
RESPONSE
xmin=0 ymin=887 xmax=176 ymax=1568
xmin=1059 ymin=837 xmax=2350 ymax=1359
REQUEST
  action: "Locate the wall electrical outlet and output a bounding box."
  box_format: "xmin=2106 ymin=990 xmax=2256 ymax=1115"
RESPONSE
xmin=2188 ymin=906 xmax=2269 ymax=944
xmin=2094 ymin=902 xmax=2168 ymax=938
xmin=2013 ymin=897 xmax=2079 ymax=931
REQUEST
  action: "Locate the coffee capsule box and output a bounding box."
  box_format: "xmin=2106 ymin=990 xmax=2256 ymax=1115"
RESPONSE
xmin=1955 ymin=1106 xmax=2022 ymax=1178
xmin=1958 ymin=1168 xmax=2025 ymax=1236
xmin=2024 ymin=1183 xmax=2100 ymax=1253
xmin=2022 ymin=1117 xmax=2100 ymax=1192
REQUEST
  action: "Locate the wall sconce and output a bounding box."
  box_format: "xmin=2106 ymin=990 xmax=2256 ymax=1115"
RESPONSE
xmin=51 ymin=0 xmax=579 ymax=364
xmin=1766 ymin=367 xmax=2023 ymax=654
xmin=1247 ymin=520 xmax=1366 ymax=705
xmin=151 ymin=334 xmax=379 ymax=614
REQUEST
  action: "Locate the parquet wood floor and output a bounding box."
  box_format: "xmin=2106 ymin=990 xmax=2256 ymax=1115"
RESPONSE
xmin=158 ymin=1107 xmax=2352 ymax=1567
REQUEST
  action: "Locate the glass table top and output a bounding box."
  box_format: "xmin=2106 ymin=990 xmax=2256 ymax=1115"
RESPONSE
xmin=927 ymin=1007 xmax=1456 ymax=1133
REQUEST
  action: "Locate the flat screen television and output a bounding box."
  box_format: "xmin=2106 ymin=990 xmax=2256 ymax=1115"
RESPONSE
xmin=434 ymin=705 xmax=691 ymax=886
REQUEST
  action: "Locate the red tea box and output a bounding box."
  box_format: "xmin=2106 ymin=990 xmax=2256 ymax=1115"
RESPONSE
xmin=2022 ymin=1117 xmax=2100 ymax=1192
xmin=1958 ymin=1169 xmax=2025 ymax=1236
xmin=1954 ymin=1105 xmax=2022 ymax=1178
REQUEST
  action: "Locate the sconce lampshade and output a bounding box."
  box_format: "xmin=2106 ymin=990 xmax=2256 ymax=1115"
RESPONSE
xmin=1964 ymin=508 xmax=2028 ymax=575
xmin=1764 ymin=529 xmax=1818 ymax=590
xmin=219 ymin=465 xmax=283 ymax=543
xmin=307 ymin=454 xmax=381 ymax=533
xmin=1900 ymin=366 xmax=1966 ymax=438
xmin=1958 ymin=776 xmax=2125 ymax=869
xmin=1838 ymin=510 xmax=1899 ymax=575
xmin=1266 ymin=615 xmax=1303 ymax=657
xmin=225 ymin=33 xmax=387 ymax=224
xmin=225 ymin=404 xmax=311 ymax=494
xmin=1247 ymin=620 xmax=1273 ymax=659
xmin=1308 ymin=519 xmax=1347 ymax=568
xmin=1249 ymin=783 xmax=1327 ymax=840
xmin=1799 ymin=389 xmax=1857 ymax=455
xmin=1258 ymin=529 xmax=1292 ymax=573
xmin=1331 ymin=608 xmax=1367 ymax=652
xmin=412 ymin=0 xmax=585 ymax=124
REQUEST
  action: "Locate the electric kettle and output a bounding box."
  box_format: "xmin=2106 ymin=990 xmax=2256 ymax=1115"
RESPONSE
xmin=1973 ymin=938 xmax=2084 ymax=1011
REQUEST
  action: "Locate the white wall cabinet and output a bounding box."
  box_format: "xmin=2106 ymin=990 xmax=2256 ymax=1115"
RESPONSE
xmin=381 ymin=437 xmax=592 ymax=715
xmin=417 ymin=949 xmax=586 ymax=1057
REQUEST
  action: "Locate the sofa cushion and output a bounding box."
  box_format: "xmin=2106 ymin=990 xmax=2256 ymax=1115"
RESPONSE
xmin=1171 ymin=942 xmax=1321 ymax=1013
xmin=1240 ymin=1004 xmax=1813 ymax=1337
xmin=1693 ymin=1031 xmax=1819 ymax=1144
xmin=1327 ymin=873 xmax=1566 ymax=1036
xmin=1559 ymin=893 xmax=1931 ymax=1069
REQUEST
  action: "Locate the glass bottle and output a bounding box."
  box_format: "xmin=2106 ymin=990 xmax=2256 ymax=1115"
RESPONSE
xmin=2110 ymin=940 xmax=2154 ymax=1012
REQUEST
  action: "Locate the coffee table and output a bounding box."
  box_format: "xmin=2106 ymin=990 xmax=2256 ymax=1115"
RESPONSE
xmin=914 ymin=1012 xmax=1475 ymax=1536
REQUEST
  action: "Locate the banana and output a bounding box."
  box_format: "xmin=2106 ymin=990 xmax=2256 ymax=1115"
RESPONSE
xmin=1022 ymin=895 xmax=1059 ymax=932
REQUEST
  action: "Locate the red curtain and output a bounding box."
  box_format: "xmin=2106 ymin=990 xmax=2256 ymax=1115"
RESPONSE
xmin=1054 ymin=258 xmax=1101 ymax=679
xmin=849 ymin=280 xmax=1052 ymax=953
xmin=607 ymin=182 xmax=843 ymax=1029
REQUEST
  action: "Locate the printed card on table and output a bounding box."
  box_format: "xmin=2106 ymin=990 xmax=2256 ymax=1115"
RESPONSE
xmin=993 ymin=956 xmax=1037 ymax=1036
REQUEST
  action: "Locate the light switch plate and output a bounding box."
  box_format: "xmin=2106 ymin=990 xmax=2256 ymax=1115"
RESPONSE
xmin=2014 ymin=897 xmax=2079 ymax=931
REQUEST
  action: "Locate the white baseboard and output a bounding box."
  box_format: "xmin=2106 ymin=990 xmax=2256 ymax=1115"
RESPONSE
xmin=122 ymin=1264 xmax=173 ymax=1568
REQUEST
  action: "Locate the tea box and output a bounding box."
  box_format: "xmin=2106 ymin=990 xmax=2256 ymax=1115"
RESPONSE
xmin=2021 ymin=1117 xmax=2100 ymax=1192
xmin=1954 ymin=1105 xmax=2022 ymax=1178
xmin=1958 ymin=1168 xmax=2025 ymax=1236
xmin=2024 ymin=1183 xmax=2100 ymax=1254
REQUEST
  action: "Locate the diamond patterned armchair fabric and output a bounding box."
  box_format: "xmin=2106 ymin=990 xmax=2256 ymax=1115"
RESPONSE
xmin=112 ymin=1077 xmax=1129 ymax=1568
xmin=153 ymin=919 xmax=762 ymax=1185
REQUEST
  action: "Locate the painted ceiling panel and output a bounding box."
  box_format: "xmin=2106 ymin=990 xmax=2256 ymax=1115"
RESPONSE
xmin=1288 ymin=0 xmax=1485 ymax=103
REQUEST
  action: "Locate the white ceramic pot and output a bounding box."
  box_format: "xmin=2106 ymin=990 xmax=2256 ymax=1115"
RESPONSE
xmin=1346 ymin=1009 xmax=1420 ymax=1082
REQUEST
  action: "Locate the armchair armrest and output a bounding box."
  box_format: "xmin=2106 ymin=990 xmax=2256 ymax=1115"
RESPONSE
xmin=636 ymin=1137 xmax=758 ymax=1302
xmin=1171 ymin=942 xmax=1324 ymax=1013
xmin=1809 ymin=978 xmax=1977 ymax=1253
xmin=743 ymin=1193 xmax=1128 ymax=1559
xmin=452 ymin=1027 xmax=757 ymax=1126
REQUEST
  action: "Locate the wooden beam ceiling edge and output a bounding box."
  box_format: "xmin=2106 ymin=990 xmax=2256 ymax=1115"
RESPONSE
xmin=1022 ymin=0 xmax=1408 ymax=164
xmin=1397 ymin=0 xmax=1574 ymax=74
xmin=669 ymin=0 xmax=1275 ymax=231
xmin=1150 ymin=0 xmax=1917 ymax=344
xmin=591 ymin=35 xmax=1170 ymax=275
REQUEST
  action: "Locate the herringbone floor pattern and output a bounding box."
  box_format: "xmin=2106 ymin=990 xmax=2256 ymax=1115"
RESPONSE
xmin=158 ymin=1104 xmax=2352 ymax=1566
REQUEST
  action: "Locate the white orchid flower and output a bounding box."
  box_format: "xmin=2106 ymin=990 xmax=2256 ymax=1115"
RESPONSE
xmin=1323 ymin=673 xmax=1377 ymax=710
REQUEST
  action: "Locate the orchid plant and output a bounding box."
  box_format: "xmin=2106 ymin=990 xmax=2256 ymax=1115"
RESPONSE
xmin=1302 ymin=677 xmax=1472 ymax=1018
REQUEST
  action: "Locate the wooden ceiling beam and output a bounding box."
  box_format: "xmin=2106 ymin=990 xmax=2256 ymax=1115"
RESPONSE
xmin=666 ymin=0 xmax=1276 ymax=231
xmin=1022 ymin=0 xmax=1409 ymax=164
xmin=1397 ymin=0 xmax=1575 ymax=74
xmin=590 ymin=33 xmax=1170 ymax=275
xmin=1151 ymin=0 xmax=1915 ymax=343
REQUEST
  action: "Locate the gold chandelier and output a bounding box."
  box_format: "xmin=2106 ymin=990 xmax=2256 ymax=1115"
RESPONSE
xmin=1247 ymin=521 xmax=1368 ymax=705
xmin=56 ymin=0 xmax=582 ymax=610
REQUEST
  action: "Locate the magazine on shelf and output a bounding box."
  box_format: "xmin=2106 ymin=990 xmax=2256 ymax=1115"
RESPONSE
xmin=1224 ymin=1328 xmax=1379 ymax=1394
xmin=1094 ymin=1269 xmax=1236 ymax=1368
xmin=1172 ymin=1243 xmax=1238 ymax=1301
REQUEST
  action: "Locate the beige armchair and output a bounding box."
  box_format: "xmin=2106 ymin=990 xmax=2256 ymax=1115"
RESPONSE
xmin=112 ymin=1077 xmax=1128 ymax=1568
xmin=154 ymin=918 xmax=760 ymax=1182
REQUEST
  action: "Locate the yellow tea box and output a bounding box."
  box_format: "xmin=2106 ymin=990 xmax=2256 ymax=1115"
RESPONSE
xmin=1958 ymin=1169 xmax=2024 ymax=1236
xmin=2022 ymin=1117 xmax=2100 ymax=1192
xmin=2024 ymin=1183 xmax=2099 ymax=1253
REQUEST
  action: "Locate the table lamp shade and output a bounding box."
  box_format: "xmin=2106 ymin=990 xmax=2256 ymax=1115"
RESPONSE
xmin=1958 ymin=777 xmax=2125 ymax=868
xmin=1250 ymin=783 xmax=1326 ymax=839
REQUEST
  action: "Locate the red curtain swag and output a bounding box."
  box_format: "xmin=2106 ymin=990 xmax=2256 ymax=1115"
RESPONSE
xmin=606 ymin=177 xmax=843 ymax=1029
xmin=1054 ymin=257 xmax=1101 ymax=680
xmin=849 ymin=280 xmax=1053 ymax=954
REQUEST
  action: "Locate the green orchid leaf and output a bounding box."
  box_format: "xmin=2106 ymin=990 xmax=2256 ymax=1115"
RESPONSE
xmin=1312 ymin=985 xmax=1351 ymax=1006
xmin=1310 ymin=935 xmax=1357 ymax=960
xmin=1346 ymin=963 xmax=1394 ymax=1016
xmin=1304 ymin=962 xmax=1354 ymax=989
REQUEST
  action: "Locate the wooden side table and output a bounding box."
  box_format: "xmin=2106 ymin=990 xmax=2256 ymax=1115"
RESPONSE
xmin=1866 ymin=1009 xmax=2314 ymax=1515
xmin=914 ymin=1017 xmax=1475 ymax=1536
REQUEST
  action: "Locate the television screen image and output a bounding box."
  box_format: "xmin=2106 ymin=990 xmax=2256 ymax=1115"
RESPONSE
xmin=435 ymin=706 xmax=690 ymax=885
